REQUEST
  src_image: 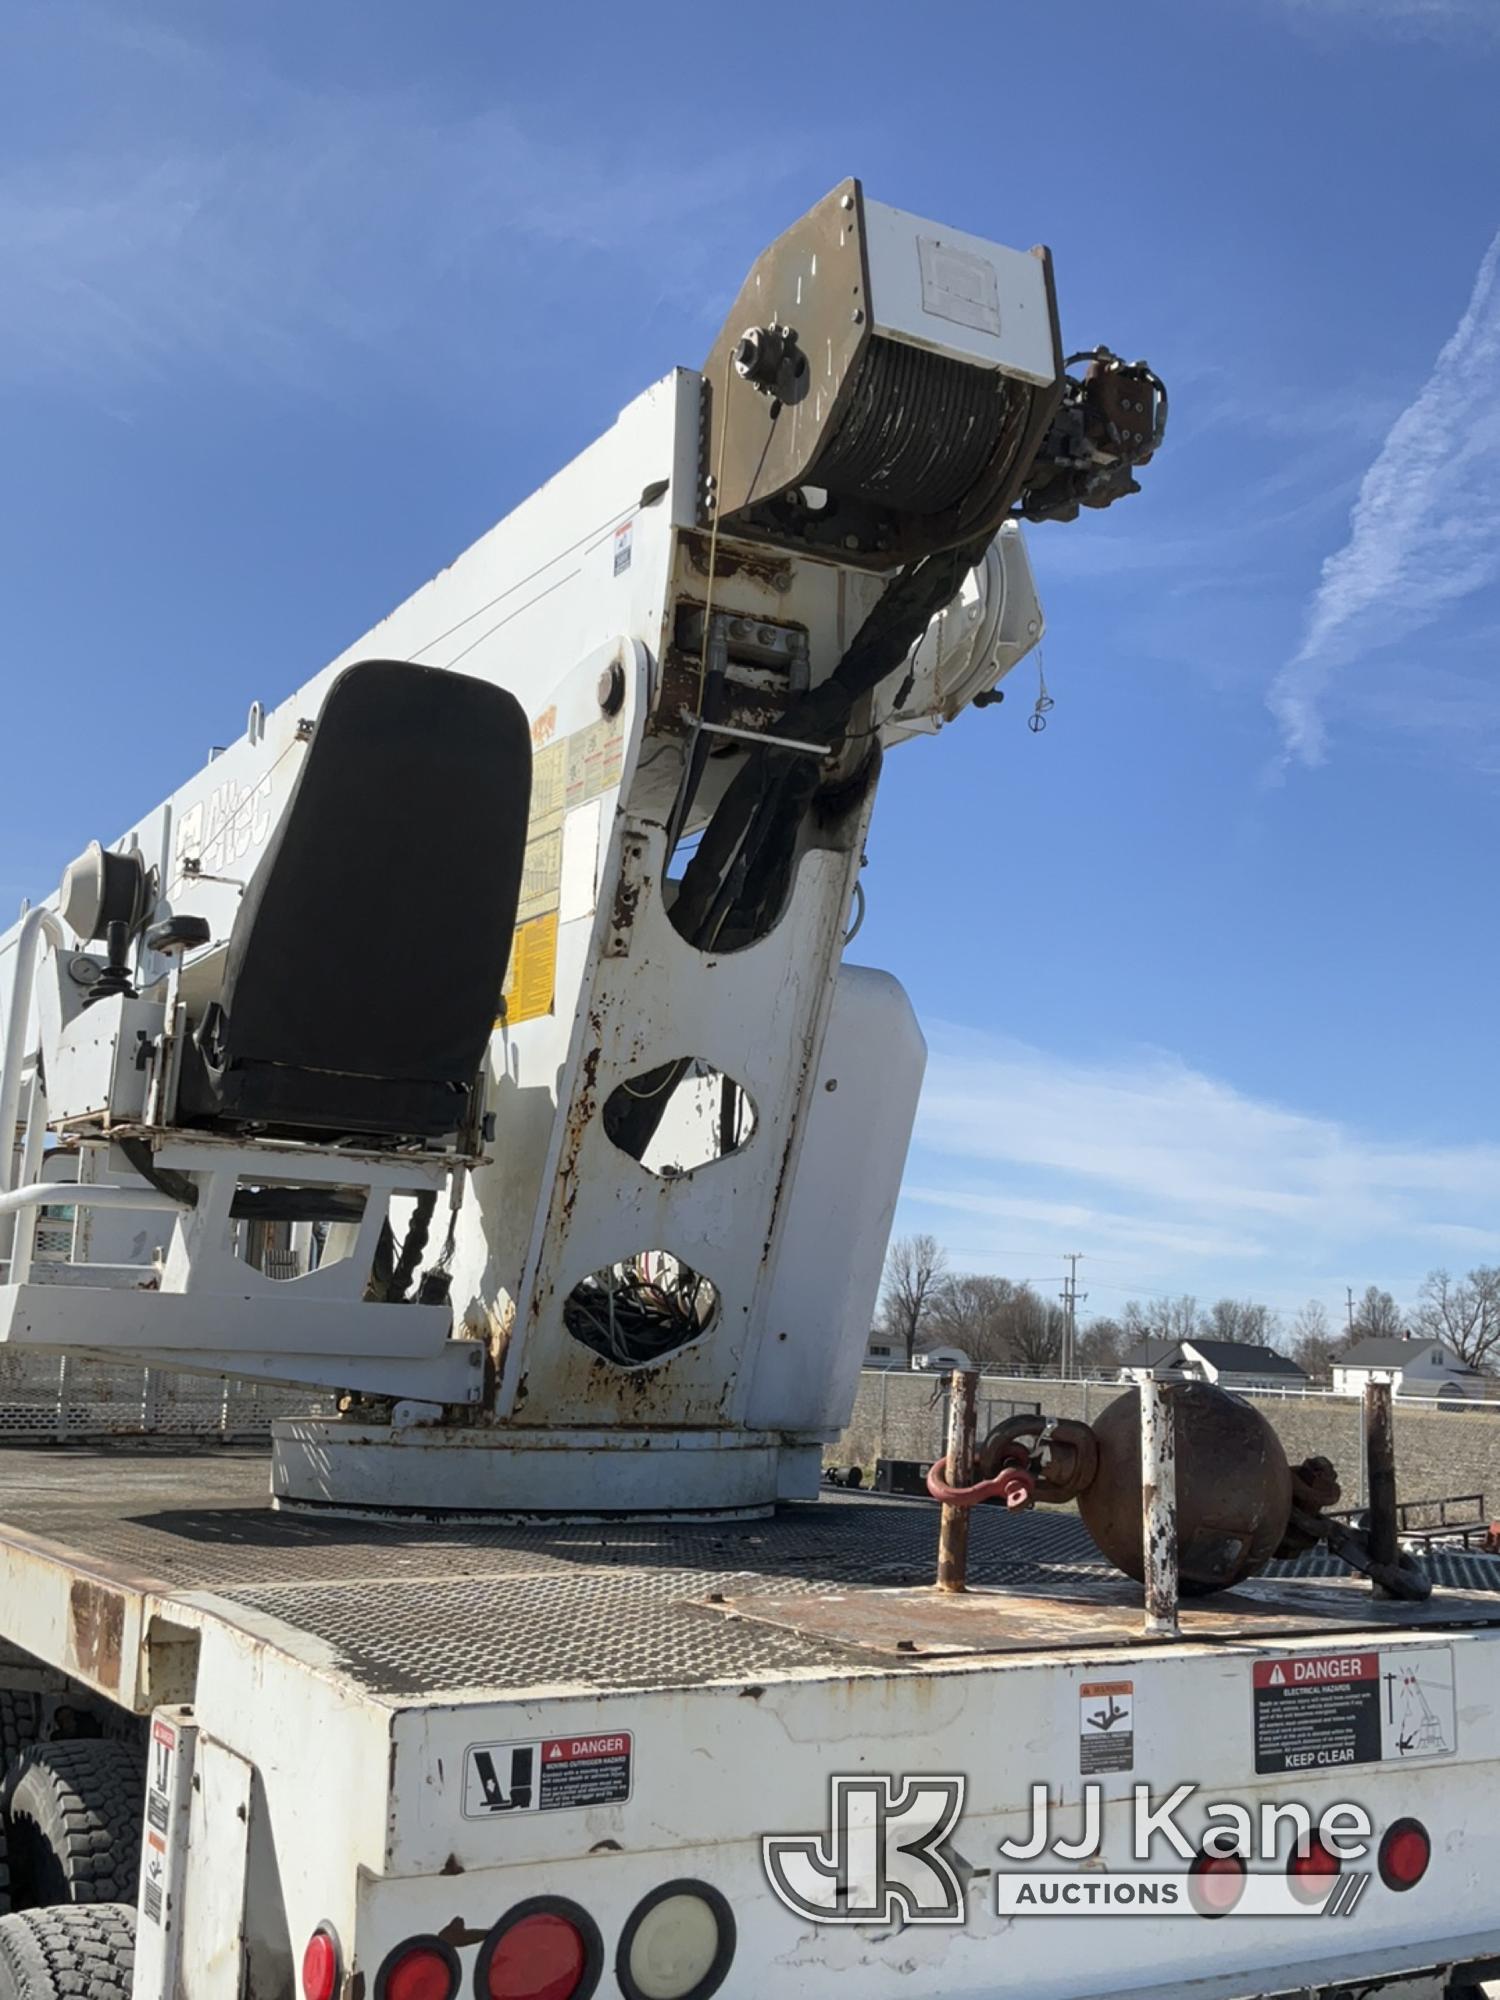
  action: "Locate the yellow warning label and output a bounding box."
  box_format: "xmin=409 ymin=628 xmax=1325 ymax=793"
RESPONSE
xmin=565 ymin=716 xmax=625 ymax=809
xmin=496 ymin=714 xmax=622 ymax=1030
xmin=502 ymin=912 xmax=558 ymax=1026
xmin=517 ymin=826 xmax=563 ymax=924
xmin=512 ymin=739 xmax=566 ymax=924
xmin=530 ymin=738 xmax=566 ymax=829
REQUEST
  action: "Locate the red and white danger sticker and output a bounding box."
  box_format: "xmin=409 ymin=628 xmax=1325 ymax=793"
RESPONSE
xmin=463 ymin=1731 xmax=633 ymax=1818
xmin=1252 ymin=1648 xmax=1455 ymax=1774
xmin=1253 ymin=1652 xmax=1375 ymax=1690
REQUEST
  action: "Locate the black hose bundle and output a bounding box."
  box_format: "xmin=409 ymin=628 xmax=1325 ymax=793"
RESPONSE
xmin=607 ymin=537 xmax=990 ymax=1166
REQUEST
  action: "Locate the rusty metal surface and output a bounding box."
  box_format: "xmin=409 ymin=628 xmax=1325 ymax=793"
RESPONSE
xmin=1138 ymin=1373 xmax=1180 ymax=1638
xmin=67 ymin=1577 xmax=126 ymax=1691
xmin=982 ymin=1414 xmax=1097 ymax=1504
xmin=706 ymin=1573 xmax=1500 ymax=1660
xmin=0 ymin=1447 xmax=1494 ymax=1701
xmin=1079 ymin=1381 xmax=1293 ymax=1593
xmin=936 ymin=1368 xmax=976 ymax=1591
xmin=1365 ymin=1375 xmax=1400 ymax=1585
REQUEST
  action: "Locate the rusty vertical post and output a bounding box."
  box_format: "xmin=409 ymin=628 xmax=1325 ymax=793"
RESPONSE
xmin=1364 ymin=1374 xmax=1398 ymax=1598
xmin=937 ymin=1369 xmax=978 ymax=1593
xmin=1137 ymin=1371 xmax=1179 ymax=1638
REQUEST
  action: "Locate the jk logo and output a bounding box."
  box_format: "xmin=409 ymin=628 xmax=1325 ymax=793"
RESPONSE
xmin=762 ymin=1775 xmax=966 ymax=1926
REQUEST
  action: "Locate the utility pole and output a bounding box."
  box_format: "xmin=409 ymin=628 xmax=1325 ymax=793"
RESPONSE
xmin=1346 ymin=1286 xmax=1356 ymax=1336
xmin=1061 ymin=1253 xmax=1086 ymax=1379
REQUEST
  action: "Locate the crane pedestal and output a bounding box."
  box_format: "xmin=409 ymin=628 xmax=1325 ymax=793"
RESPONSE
xmin=270 ymin=1419 xmax=809 ymax=1521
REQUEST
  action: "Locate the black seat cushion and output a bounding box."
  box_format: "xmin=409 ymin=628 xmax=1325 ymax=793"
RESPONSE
xmin=180 ymin=659 xmax=532 ymax=1141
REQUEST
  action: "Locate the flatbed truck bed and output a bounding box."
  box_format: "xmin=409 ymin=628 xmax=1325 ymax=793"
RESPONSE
xmin=1 ymin=1445 xmax=1499 ymax=2000
xmin=0 ymin=1445 xmax=1496 ymax=1708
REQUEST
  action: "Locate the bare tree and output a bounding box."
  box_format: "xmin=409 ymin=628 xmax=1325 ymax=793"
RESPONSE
xmin=1077 ymin=1316 xmax=1126 ymax=1374
xmin=1201 ymin=1299 xmax=1281 ymax=1348
xmin=1007 ymin=1284 xmax=1065 ymax=1374
xmin=927 ymin=1274 xmax=1015 ymax=1370
xmin=1412 ymin=1267 xmax=1500 ymax=1373
xmin=1121 ymin=1295 xmax=1201 ymax=1346
xmin=1290 ymin=1298 xmax=1338 ymax=1378
xmin=878 ymin=1234 xmax=948 ymax=1367
xmin=1350 ymin=1285 xmax=1404 ymax=1341
xmin=925 ymin=1274 xmax=1063 ymax=1374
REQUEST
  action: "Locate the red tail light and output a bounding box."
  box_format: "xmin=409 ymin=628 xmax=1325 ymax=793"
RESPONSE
xmin=1287 ymin=1836 xmax=1340 ymax=1904
xmin=478 ymin=1899 xmax=602 ymax=2000
xmin=1378 ymin=1818 xmax=1432 ymax=1891
xmin=302 ymin=1926 xmax=341 ymax=2000
xmin=1188 ymin=1849 xmax=1246 ymax=1917
xmin=375 ymin=1938 xmax=461 ymax=2000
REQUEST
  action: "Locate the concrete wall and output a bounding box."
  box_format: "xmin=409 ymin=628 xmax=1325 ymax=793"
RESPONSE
xmin=831 ymin=1371 xmax=1500 ymax=1520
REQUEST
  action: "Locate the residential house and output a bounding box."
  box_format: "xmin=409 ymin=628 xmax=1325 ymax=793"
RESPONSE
xmin=1118 ymin=1338 xmax=1308 ymax=1391
xmin=862 ymin=1333 xmax=974 ymax=1373
xmin=862 ymin=1332 xmax=904 ymax=1371
xmin=1332 ymin=1337 xmax=1487 ymax=1403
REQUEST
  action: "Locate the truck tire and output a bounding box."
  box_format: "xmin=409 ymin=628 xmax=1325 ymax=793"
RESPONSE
xmin=0 ymin=1699 xmax=39 ymax=1776
xmin=0 ymin=1905 xmax=135 ymax=2000
xmin=2 ymin=1743 xmax=143 ymax=1909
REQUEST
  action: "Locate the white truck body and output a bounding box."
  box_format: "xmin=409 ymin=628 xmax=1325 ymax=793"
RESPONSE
xmin=0 ymin=182 xmax=1487 ymax=2000
xmin=0 ymin=1452 xmax=1496 ymax=2000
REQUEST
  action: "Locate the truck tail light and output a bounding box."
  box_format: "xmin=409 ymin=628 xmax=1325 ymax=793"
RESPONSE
xmin=375 ymin=1938 xmax=461 ymax=2000
xmin=1378 ymin=1818 xmax=1432 ymax=1891
xmin=1187 ymin=1850 xmax=1246 ymax=1918
xmin=1286 ymin=1837 xmax=1340 ymax=1904
xmin=616 ymin=1881 xmax=735 ymax=2000
xmin=478 ymin=1899 xmax=602 ymax=2000
xmin=302 ymin=1925 xmax=341 ymax=2000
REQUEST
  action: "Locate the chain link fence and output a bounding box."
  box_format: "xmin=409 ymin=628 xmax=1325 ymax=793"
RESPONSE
xmin=834 ymin=1369 xmax=1500 ymax=1516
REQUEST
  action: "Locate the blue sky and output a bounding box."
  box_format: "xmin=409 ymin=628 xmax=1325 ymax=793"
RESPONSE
xmin=3 ymin=0 xmax=1498 ymax=1327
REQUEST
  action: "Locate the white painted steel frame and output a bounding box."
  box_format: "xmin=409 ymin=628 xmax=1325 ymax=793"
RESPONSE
xmin=43 ymin=1562 xmax=1496 ymax=2000
xmin=0 ymin=364 xmax=1035 ymax=1510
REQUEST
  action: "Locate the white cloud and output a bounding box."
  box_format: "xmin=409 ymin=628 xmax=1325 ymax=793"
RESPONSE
xmin=897 ymin=1025 xmax=1500 ymax=1312
xmin=1280 ymin=0 xmax=1500 ymax=36
xmin=0 ymin=17 xmax=810 ymax=394
xmin=1268 ymin=227 xmax=1500 ymax=765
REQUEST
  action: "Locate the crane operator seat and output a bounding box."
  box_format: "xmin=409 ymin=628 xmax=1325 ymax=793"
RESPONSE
xmin=177 ymin=658 xmax=532 ymax=1145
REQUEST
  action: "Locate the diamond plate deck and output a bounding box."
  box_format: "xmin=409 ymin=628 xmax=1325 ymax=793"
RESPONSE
xmin=709 ymin=1571 xmax=1500 ymax=1657
xmin=0 ymin=1446 xmax=1495 ymax=1703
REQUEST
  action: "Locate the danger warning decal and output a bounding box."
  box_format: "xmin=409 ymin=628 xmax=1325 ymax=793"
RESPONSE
xmin=462 ymin=1732 xmax=633 ymax=1819
xmin=1252 ymin=1648 xmax=1455 ymax=1774
xmin=142 ymin=1720 xmax=177 ymax=1925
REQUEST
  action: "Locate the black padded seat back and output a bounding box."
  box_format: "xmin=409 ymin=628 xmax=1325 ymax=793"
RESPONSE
xmin=184 ymin=659 xmax=532 ymax=1141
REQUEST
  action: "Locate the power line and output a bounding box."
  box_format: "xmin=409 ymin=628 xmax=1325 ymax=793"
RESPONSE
xmin=1060 ymin=1252 xmax=1086 ymax=1378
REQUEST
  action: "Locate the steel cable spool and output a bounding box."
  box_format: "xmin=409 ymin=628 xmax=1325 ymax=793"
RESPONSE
xmin=810 ymin=339 xmax=1030 ymax=518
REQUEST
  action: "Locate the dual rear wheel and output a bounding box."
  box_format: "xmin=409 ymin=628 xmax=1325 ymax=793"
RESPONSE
xmin=0 ymin=1736 xmax=143 ymax=2000
xmin=0 ymin=1907 xmax=134 ymax=2000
